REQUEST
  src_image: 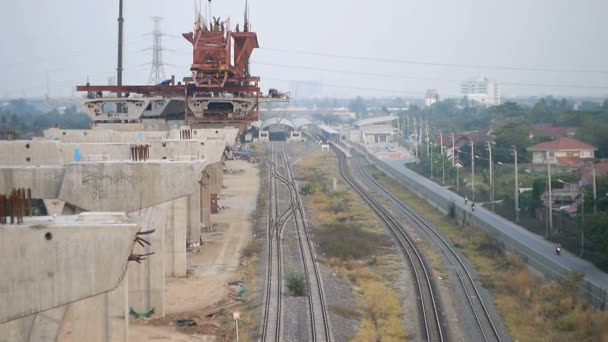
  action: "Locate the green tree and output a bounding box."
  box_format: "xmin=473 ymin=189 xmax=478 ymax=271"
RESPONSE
xmin=489 ymin=101 xmax=525 ymax=119
xmin=583 ymin=175 xmax=608 ymax=212
xmin=582 ymin=213 xmax=608 ymax=255
xmin=528 ymin=99 xmax=554 ymax=123
xmin=493 ymin=119 xmax=532 ymax=163
xmin=348 ymin=96 xmax=367 ymax=119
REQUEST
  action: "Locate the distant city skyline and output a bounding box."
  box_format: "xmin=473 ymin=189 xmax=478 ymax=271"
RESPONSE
xmin=1 ymin=0 xmax=607 ymax=99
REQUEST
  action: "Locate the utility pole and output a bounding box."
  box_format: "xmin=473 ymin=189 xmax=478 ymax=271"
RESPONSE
xmin=547 ymin=159 xmax=553 ymax=237
xmin=430 ymin=141 xmax=434 ymax=179
xmin=148 ymin=17 xmax=167 ymax=85
xmin=451 ymin=133 xmax=455 ymax=166
xmin=488 ymin=141 xmax=494 ymax=208
xmin=592 ymin=163 xmax=597 ymax=214
xmin=471 ymin=140 xmax=475 ymax=200
xmin=425 ymin=121 xmax=430 ymax=155
xmin=581 ymin=182 xmax=585 ymax=256
xmin=514 ymin=146 xmax=519 ymax=223
xmin=440 ymin=131 xmax=445 ymax=184
xmin=456 ymin=155 xmax=460 ymax=191
xmin=117 ymin=0 xmax=124 ymax=91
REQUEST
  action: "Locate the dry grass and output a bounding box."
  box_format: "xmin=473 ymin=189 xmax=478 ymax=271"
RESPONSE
xmin=297 ymin=151 xmax=408 ymax=341
xmin=371 ymin=164 xmax=608 ymax=342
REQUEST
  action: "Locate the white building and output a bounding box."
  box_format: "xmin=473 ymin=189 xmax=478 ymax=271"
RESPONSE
xmin=461 ymin=77 xmax=501 ymax=106
xmin=352 ymin=116 xmax=398 ymax=144
xmin=425 ymin=89 xmax=439 ymax=107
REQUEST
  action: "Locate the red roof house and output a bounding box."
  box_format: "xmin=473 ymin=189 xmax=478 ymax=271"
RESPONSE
xmin=527 ymin=137 xmax=597 ymax=165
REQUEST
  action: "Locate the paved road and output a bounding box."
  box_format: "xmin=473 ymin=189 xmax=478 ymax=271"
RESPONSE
xmin=381 ymin=157 xmax=608 ymax=292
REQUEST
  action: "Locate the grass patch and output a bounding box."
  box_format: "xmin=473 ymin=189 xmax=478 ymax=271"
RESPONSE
xmin=297 ymin=151 xmax=408 ymax=340
xmin=242 ymin=240 xmax=262 ymax=258
xmin=317 ymin=222 xmax=384 ymax=260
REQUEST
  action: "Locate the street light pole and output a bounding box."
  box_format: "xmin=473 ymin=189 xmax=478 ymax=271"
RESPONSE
xmin=592 ymin=163 xmax=597 ymax=214
xmin=471 ymin=140 xmax=475 ymax=200
xmin=455 ymin=150 xmax=460 ymax=192
xmin=581 ymin=182 xmax=585 ymax=256
xmin=514 ymin=146 xmax=519 ymax=223
xmin=488 ymin=141 xmax=494 ymax=207
xmin=430 ymin=142 xmax=434 ymax=179
xmin=451 ymin=133 xmax=455 ymax=166
xmin=547 ymin=159 xmax=553 ymax=237
xmin=425 ymin=122 xmax=430 ymax=155
xmin=440 ymin=131 xmax=445 ymax=184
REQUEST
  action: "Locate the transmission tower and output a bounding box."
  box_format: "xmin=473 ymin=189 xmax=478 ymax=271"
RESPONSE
xmin=147 ymin=17 xmax=167 ymax=85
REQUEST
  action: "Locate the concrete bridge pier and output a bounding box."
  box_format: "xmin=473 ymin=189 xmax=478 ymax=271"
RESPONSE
xmin=165 ymin=197 xmax=187 ymax=277
xmin=60 ymin=278 xmax=129 ymax=342
xmin=128 ymin=205 xmax=167 ymax=318
xmin=187 ymin=184 xmax=202 ymax=247
xmin=201 ymin=170 xmax=212 ymax=229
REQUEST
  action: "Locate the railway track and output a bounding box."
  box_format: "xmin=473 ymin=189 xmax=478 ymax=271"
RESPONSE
xmin=336 ymin=151 xmax=446 ymax=342
xmin=351 ymin=153 xmax=504 ymax=342
xmin=261 ymin=142 xmax=284 ymax=342
xmin=281 ymin=143 xmax=332 ymax=342
xmin=259 ymin=142 xmax=331 ymax=341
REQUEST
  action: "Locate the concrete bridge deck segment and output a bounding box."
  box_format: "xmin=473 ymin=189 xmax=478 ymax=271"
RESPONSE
xmin=58 ymin=160 xmax=207 ymax=212
xmin=0 ymin=213 xmax=139 ymax=324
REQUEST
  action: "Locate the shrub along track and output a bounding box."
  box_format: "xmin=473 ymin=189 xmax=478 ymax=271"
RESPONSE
xmin=336 ymin=150 xmax=447 ymax=342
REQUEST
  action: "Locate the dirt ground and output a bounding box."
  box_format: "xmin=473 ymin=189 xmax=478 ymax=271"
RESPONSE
xmin=129 ymin=159 xmax=260 ymax=342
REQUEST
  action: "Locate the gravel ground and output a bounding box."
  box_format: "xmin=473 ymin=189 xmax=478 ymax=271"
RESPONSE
xmin=281 ymin=214 xmax=312 ymax=342
xmin=317 ymin=261 xmax=359 ymax=342
xmin=386 ymin=249 xmax=422 ymax=341
xmin=251 ymin=159 xmax=271 ymax=342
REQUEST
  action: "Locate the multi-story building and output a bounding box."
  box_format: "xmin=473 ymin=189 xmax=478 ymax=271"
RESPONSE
xmin=425 ymin=89 xmax=439 ymax=107
xmin=461 ymin=77 xmax=501 ymax=106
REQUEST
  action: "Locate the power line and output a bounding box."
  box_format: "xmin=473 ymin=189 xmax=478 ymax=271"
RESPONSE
xmin=147 ymin=17 xmax=167 ymax=85
xmin=254 ymin=61 xmax=608 ymax=90
xmin=0 ymin=38 xmax=148 ymax=72
xmin=263 ymin=77 xmax=436 ymax=96
xmin=260 ymin=47 xmax=608 ymax=74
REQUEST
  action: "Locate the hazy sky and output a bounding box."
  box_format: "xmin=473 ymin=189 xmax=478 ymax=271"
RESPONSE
xmin=1 ymin=0 xmax=607 ymax=99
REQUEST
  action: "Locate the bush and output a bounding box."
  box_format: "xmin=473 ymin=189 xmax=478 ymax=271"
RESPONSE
xmin=300 ymin=183 xmax=314 ymax=195
xmin=286 ymin=273 xmax=307 ymax=296
xmin=242 ymin=241 xmax=261 ymax=258
xmin=317 ymin=223 xmax=383 ymax=260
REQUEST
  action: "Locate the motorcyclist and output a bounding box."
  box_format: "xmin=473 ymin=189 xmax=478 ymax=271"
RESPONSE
xmin=471 ymin=202 xmax=476 ymax=212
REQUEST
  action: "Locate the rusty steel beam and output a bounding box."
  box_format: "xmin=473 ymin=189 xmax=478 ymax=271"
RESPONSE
xmin=76 ymin=84 xmax=261 ymax=94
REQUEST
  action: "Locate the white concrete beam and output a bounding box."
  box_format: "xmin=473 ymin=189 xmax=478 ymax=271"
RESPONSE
xmin=0 ymin=214 xmax=138 ymax=324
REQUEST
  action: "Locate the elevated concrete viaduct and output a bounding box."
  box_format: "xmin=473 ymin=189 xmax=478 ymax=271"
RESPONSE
xmin=0 ymin=125 xmax=238 ymax=341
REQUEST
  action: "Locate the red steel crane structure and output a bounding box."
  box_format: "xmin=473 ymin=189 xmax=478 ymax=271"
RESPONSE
xmin=77 ymin=4 xmax=288 ymax=125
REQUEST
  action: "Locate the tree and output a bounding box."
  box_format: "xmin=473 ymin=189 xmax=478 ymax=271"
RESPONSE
xmin=488 ymin=101 xmax=525 ymax=119
xmin=493 ymin=119 xmax=532 ymax=163
xmin=348 ymin=96 xmax=367 ymax=119
xmin=582 ymin=212 xmax=608 ymax=255
xmin=583 ymin=175 xmax=608 ymax=212
xmin=529 ymin=99 xmax=554 ymax=123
